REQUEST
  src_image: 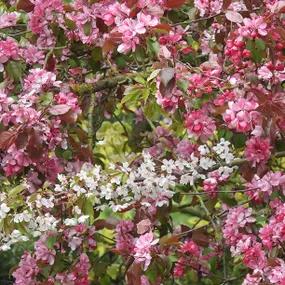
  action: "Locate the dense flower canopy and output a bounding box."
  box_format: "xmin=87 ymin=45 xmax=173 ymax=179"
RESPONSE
xmin=0 ymin=0 xmax=285 ymax=284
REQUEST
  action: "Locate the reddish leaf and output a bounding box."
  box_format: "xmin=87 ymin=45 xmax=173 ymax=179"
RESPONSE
xmin=16 ymin=0 xmax=34 ymax=12
xmin=192 ymin=228 xmax=210 ymax=247
xmin=160 ymin=234 xmax=180 ymax=246
xmin=96 ymin=18 xmax=109 ymax=33
xmin=126 ymin=262 xmax=142 ymax=285
xmin=60 ymin=109 xmax=78 ymax=124
xmin=240 ymin=162 xmax=255 ymax=181
xmin=225 ymin=11 xmax=243 ymax=23
xmin=153 ymin=23 xmax=172 ymax=32
xmin=243 ymin=0 xmax=253 ymax=11
xmin=68 ymin=136 xmax=93 ymax=162
xmin=223 ymin=0 xmax=232 ymax=9
xmin=124 ymin=0 xmax=137 ymax=8
xmin=0 ymin=130 xmax=17 ymax=150
xmin=15 ymin=128 xmax=30 ymax=149
xmin=26 ymin=129 xmax=44 ymax=161
xmin=63 ymin=4 xmax=74 ymax=12
xmin=160 ymin=68 xmax=175 ymax=87
xmin=165 ymin=0 xmax=186 ymax=8
xmin=49 ymin=104 xmax=71 ymax=116
xmin=159 ymin=68 xmax=176 ymax=97
xmin=44 ymin=54 xmax=56 ymax=72
xmin=102 ymin=39 xmax=116 ymax=54
xmin=94 ymin=218 xmax=119 ymax=230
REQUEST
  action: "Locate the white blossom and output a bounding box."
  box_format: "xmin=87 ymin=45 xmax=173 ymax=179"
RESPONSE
xmin=0 ymin=203 xmax=10 ymax=219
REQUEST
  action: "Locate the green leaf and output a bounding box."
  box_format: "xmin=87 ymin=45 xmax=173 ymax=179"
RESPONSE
xmin=134 ymin=46 xmax=146 ymax=62
xmin=177 ymin=79 xmax=188 ymax=92
xmin=147 ymin=38 xmax=160 ymax=56
xmin=217 ymin=129 xmax=233 ymax=140
xmin=147 ymin=69 xmax=161 ymax=82
xmin=46 ymin=235 xmax=57 ymax=249
xmin=83 ymin=198 xmax=94 ymax=224
xmin=91 ymin=47 xmax=103 ymax=62
xmin=144 ymin=101 xmax=163 ymax=121
xmin=62 ymin=149 xmax=73 ymax=160
xmin=246 ymin=39 xmax=266 ymax=63
xmin=115 ymin=55 xmax=127 ymax=68
xmin=83 ymin=22 xmax=92 ymax=36
xmin=231 ymin=133 xmax=246 ymax=148
xmin=39 ymin=92 xmax=53 ymax=106
xmin=121 ymin=87 xmax=142 ymax=105
xmin=106 ymin=264 xmax=120 ymax=279
xmin=8 ymin=185 xmax=24 ymax=198
xmin=255 ymin=39 xmax=266 ymax=51
xmin=5 ymin=61 xmax=25 ymax=82
xmin=52 ymin=253 xmax=69 ymax=275
xmin=134 ymin=75 xmax=145 ymax=85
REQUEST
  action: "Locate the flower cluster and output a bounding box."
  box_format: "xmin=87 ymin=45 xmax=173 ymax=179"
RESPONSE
xmin=0 ymin=0 xmax=285 ymax=284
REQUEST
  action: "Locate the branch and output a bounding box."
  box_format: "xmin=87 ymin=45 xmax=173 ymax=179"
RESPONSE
xmin=71 ymin=74 xmax=136 ymax=95
xmin=88 ymin=93 xmax=96 ymax=148
xmin=204 ymin=150 xmax=285 ymax=173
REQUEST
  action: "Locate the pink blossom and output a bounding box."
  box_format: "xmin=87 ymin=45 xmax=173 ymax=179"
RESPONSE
xmin=13 ymin=252 xmax=39 ymax=285
xmin=54 ymin=92 xmax=80 ymax=111
xmin=185 ymin=110 xmax=216 ymax=140
xmin=245 ymin=137 xmax=271 ymax=166
xmin=0 ymin=90 xmax=13 ymax=113
xmin=214 ymin=91 xmax=236 ymax=106
xmin=74 ymin=253 xmax=90 ymax=285
xmin=101 ymin=2 xmax=130 ymax=26
xmin=55 ymin=272 xmax=76 ymax=284
xmin=223 ymin=206 xmax=255 ymax=247
xmin=29 ymin=0 xmax=64 ymax=35
xmin=0 ymin=12 xmax=18 ymax=29
xmin=203 ymin=177 xmax=218 ymax=197
xmin=225 ymin=36 xmax=251 ymax=65
xmin=34 ymin=238 xmax=56 ymax=265
xmin=258 ymin=65 xmax=273 ymax=80
xmin=267 ymin=259 xmax=285 ymax=284
xmin=66 ymin=6 xmax=99 ymax=45
xmin=2 ymin=145 xmax=31 ymax=176
xmin=156 ymin=87 xmax=183 ymax=113
xmin=194 ymin=0 xmax=223 ymax=17
xmin=223 ymin=98 xmax=261 ymax=133
xmin=246 ymin=171 xmax=285 ymax=202
xmin=238 ymin=16 xmax=268 ymax=39
xmin=117 ymin=12 xmax=158 ymax=53
xmin=242 ymin=272 xmax=262 ymax=285
xmin=243 ymin=243 xmax=267 ymax=270
xmin=134 ymin=231 xmax=158 ymax=270
xmin=159 ymin=33 xmax=182 ymax=46
xmin=115 ymin=221 xmax=135 ymax=254
xmin=174 ymin=258 xmax=185 ymax=277
xmin=233 ymin=235 xmax=256 ymax=256
xmin=188 ymin=74 xmax=213 ymax=97
xmin=259 ymin=202 xmax=285 ymax=249
xmin=20 ymin=45 xmax=45 ymax=65
xmin=180 ymin=240 xmax=200 ymax=256
xmin=2 ymin=106 xmax=40 ymax=126
xmin=176 ymin=139 xmax=195 ymax=159
xmin=23 ymin=68 xmax=61 ymax=95
xmin=0 ymin=37 xmax=19 ymax=64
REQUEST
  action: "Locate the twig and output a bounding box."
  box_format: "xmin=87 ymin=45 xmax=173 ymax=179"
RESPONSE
xmin=193 ymin=185 xmax=218 ymax=231
xmin=88 ymin=93 xmax=96 ymax=148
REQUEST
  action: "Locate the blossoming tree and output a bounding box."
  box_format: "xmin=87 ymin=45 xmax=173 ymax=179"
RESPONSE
xmin=1 ymin=0 xmax=285 ymax=284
